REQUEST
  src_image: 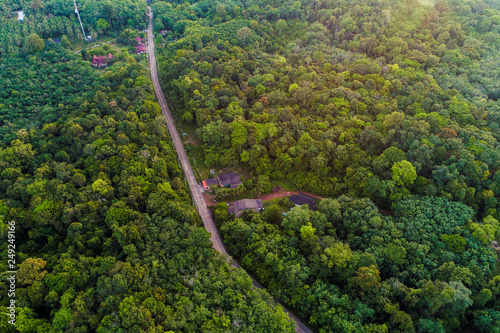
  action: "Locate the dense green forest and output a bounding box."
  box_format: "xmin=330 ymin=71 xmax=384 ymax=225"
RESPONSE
xmin=157 ymin=0 xmax=500 ymax=217
xmin=0 ymin=42 xmax=97 ymax=142
xmin=217 ymin=196 xmax=500 ymax=332
xmin=1 ymin=0 xmax=500 ymax=332
xmin=0 ymin=42 xmax=296 ymax=331
xmin=153 ymin=0 xmax=500 ymax=331
xmin=0 ymin=0 xmax=147 ymax=55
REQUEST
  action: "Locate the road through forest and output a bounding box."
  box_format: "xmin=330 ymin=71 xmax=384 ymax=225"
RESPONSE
xmin=146 ymin=7 xmax=313 ymax=333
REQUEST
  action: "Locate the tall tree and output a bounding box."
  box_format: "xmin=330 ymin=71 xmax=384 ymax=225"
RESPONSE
xmin=236 ymin=27 xmax=252 ymax=46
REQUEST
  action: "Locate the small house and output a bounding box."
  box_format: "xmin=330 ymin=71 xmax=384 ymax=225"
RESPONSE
xmin=202 ymin=178 xmax=219 ymax=190
xmin=136 ymin=43 xmax=147 ymax=54
xmin=228 ymin=199 xmax=263 ymax=217
xmin=218 ymin=172 xmax=242 ymax=189
xmin=91 ymin=53 xmax=114 ymax=68
xmin=135 ymin=36 xmax=144 ymax=43
xmin=289 ymin=192 xmax=317 ymax=211
xmin=13 ymin=11 xmax=24 ymax=22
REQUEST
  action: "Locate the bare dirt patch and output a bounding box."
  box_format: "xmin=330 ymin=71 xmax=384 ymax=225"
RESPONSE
xmin=257 ymin=190 xmax=323 ymax=201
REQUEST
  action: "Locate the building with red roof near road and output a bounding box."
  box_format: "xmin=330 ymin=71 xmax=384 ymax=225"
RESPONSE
xmin=202 ymin=178 xmax=219 ymax=190
xmin=91 ymin=53 xmax=114 ymax=68
xmin=136 ymin=43 xmax=147 ymax=54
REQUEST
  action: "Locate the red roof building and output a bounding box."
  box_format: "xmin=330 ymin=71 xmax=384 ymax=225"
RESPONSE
xmin=91 ymin=53 xmax=114 ymax=68
xmin=136 ymin=43 xmax=147 ymax=54
xmin=202 ymin=178 xmax=219 ymax=190
xmin=136 ymin=36 xmax=143 ymax=43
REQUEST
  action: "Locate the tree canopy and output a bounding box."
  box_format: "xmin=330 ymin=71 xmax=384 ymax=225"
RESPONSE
xmin=0 ymin=45 xmax=295 ymax=332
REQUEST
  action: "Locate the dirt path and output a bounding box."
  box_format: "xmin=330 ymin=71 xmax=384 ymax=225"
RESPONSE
xmin=184 ymin=137 xmax=197 ymax=145
xmin=258 ymin=190 xmax=323 ymax=201
xmin=204 ymin=190 xmax=323 ymax=206
xmin=203 ymin=192 xmax=216 ymax=206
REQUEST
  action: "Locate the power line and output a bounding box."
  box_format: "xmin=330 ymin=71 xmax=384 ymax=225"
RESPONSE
xmin=73 ymin=0 xmax=88 ymax=41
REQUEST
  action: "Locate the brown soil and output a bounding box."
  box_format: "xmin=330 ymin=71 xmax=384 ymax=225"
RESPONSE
xmin=184 ymin=138 xmax=197 ymax=145
xmin=203 ymin=192 xmax=216 ymax=206
xmin=257 ymin=189 xmax=323 ymax=201
xmin=203 ymin=188 xmax=324 ymax=207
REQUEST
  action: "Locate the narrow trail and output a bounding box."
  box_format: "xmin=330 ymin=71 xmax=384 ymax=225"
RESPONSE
xmin=258 ymin=190 xmax=323 ymax=201
xmin=146 ymin=7 xmax=313 ymax=333
xmin=203 ymin=190 xmax=323 ymax=206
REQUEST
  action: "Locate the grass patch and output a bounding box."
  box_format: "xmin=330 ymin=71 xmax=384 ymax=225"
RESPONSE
xmin=262 ymin=197 xmax=292 ymax=212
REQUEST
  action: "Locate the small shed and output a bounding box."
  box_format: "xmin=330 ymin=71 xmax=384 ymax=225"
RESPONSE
xmin=218 ymin=172 xmax=242 ymax=189
xmin=228 ymin=199 xmax=263 ymax=217
xmin=13 ymin=11 xmax=24 ymax=22
xmin=202 ymin=178 xmax=218 ymax=190
xmin=289 ymin=192 xmax=317 ymax=211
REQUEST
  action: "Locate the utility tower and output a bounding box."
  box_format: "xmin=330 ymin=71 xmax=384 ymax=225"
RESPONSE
xmin=73 ymin=0 xmax=88 ymax=41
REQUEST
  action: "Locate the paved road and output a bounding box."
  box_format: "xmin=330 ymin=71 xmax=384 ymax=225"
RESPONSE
xmin=146 ymin=7 xmax=313 ymax=333
xmin=146 ymin=8 xmax=226 ymax=255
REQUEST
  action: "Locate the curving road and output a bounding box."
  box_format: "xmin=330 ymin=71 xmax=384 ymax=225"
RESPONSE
xmin=146 ymin=7 xmax=313 ymax=333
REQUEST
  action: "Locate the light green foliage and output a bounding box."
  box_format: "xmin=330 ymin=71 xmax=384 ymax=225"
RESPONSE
xmin=392 ymin=160 xmax=417 ymax=186
xmin=384 ymin=243 xmax=406 ymax=265
xmin=254 ymin=174 xmax=272 ymax=195
xmin=231 ymin=122 xmax=248 ymax=148
xmin=256 ymin=83 xmax=265 ymax=95
xmin=276 ymin=19 xmax=287 ymax=35
xmin=300 ymin=222 xmax=316 ymax=240
xmin=383 ymin=111 xmax=405 ymax=127
xmin=236 ymin=27 xmax=252 ymax=45
xmin=92 ymin=179 xmax=112 ymax=195
xmin=60 ymin=35 xmax=72 ymax=49
xmin=441 ymin=234 xmax=466 ymax=253
xmin=288 ymin=83 xmax=299 ymax=93
xmin=373 ymin=147 xmax=406 ymax=173
xmin=353 ymin=265 xmax=382 ymax=292
xmin=24 ymin=33 xmax=44 ymax=53
xmin=97 ymin=18 xmax=111 ymax=31
xmin=214 ymin=202 xmax=229 ymax=223
xmin=321 ymin=242 xmax=352 ymax=268
xmin=470 ymin=215 xmax=500 ymax=245
xmin=134 ymin=75 xmax=150 ymax=87
xmin=282 ymin=205 xmax=311 ymax=232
